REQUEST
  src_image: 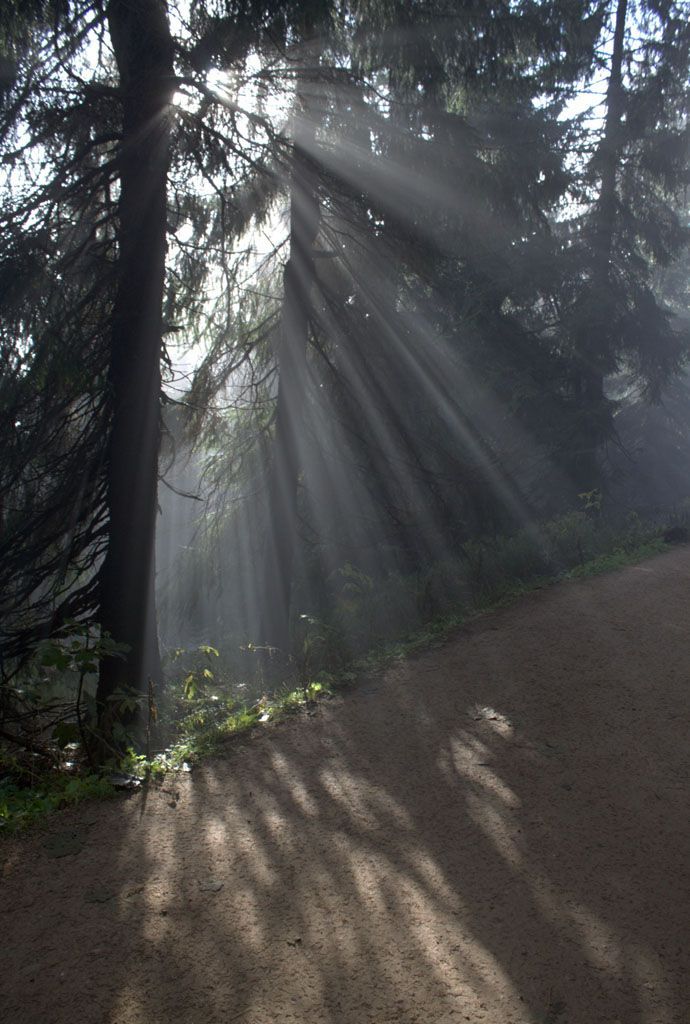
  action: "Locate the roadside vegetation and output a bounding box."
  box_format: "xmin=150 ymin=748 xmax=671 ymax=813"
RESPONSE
xmin=2 ymin=500 xmax=685 ymax=831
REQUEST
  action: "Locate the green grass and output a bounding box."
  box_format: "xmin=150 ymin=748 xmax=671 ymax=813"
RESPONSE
xmin=0 ymin=773 xmax=116 ymax=832
xmin=0 ymin=681 xmax=335 ymax=831
xmin=116 ymin=679 xmax=334 ymax=779
xmin=563 ymin=537 xmax=667 ymax=578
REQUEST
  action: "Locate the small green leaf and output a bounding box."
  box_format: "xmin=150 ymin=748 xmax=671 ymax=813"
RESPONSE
xmin=39 ymin=646 xmax=72 ymax=670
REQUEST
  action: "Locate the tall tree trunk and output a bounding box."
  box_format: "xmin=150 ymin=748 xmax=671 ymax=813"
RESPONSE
xmin=572 ymin=0 xmax=628 ymax=490
xmin=97 ymin=0 xmax=173 ymax=747
xmin=261 ymin=54 xmax=320 ymax=661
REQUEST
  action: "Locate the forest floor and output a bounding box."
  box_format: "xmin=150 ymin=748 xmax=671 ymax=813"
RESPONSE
xmin=3 ymin=548 xmax=690 ymax=1024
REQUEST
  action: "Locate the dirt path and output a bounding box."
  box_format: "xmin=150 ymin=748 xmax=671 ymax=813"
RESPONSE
xmin=3 ymin=549 xmax=690 ymax=1024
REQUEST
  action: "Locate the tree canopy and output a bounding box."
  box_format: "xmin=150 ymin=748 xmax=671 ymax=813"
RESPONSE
xmin=0 ymin=0 xmax=689 ymax=757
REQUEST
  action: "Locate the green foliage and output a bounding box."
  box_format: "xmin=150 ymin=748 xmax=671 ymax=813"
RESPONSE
xmin=4 ymin=0 xmax=690 ymax=827
xmin=172 ymin=644 xmax=220 ymax=700
xmin=317 ymin=507 xmax=672 ymax=663
xmin=347 ymin=529 xmax=672 ymax=680
xmin=149 ymin=509 xmax=680 ymax=785
xmin=275 ymin=680 xmax=331 ymax=711
xmin=52 ymin=722 xmax=81 ymax=749
xmin=578 ymin=489 xmax=602 ymax=516
xmin=333 ymin=564 xmax=419 ymax=649
xmin=136 ymin=642 xmax=336 ymax=772
xmin=31 ymin=623 xmax=129 ymax=686
xmin=1 ymin=509 xmax=673 ymax=827
xmin=294 ymin=614 xmax=347 ymax=677
xmin=1 ymin=623 xmax=131 ymax=760
xmin=564 ymin=538 xmax=667 ymax=579
xmin=0 ymin=646 xmax=335 ymax=822
xmin=152 ymin=676 xmax=333 ymax=770
xmin=0 ymin=773 xmax=115 ymax=832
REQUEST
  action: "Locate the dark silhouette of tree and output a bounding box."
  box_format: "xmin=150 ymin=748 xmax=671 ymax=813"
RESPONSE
xmin=558 ymin=0 xmax=690 ymax=490
xmin=95 ymin=0 xmax=176 ymax=745
xmin=0 ymin=3 xmax=114 ymax=668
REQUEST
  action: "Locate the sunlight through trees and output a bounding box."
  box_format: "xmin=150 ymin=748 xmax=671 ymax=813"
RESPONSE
xmin=0 ymin=0 xmax=689 ymax=758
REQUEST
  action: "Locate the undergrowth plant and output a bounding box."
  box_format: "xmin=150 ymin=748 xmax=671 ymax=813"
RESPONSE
xmin=1 ymin=504 xmax=684 ymax=830
xmin=0 ymin=773 xmax=115 ymax=831
xmin=311 ymin=507 xmax=670 ymax=658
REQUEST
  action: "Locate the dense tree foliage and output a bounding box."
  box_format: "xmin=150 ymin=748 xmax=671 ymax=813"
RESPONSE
xmin=0 ymin=0 xmax=688 ymax=755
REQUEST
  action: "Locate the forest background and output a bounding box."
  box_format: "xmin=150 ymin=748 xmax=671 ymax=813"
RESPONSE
xmin=1 ymin=0 xmax=690 ymax=784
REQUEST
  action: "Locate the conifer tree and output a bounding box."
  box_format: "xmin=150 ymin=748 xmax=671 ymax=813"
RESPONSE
xmin=558 ymin=0 xmax=690 ymax=490
xmin=95 ymin=0 xmax=175 ymax=743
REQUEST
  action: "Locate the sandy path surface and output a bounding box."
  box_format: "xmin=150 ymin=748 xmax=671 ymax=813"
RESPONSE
xmin=3 ymin=548 xmax=690 ymax=1024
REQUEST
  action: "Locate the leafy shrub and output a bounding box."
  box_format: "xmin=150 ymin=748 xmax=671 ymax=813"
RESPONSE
xmin=0 ymin=773 xmax=115 ymax=831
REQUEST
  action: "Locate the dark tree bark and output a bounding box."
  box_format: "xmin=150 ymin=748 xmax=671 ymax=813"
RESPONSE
xmin=96 ymin=0 xmax=173 ymax=744
xmin=261 ymin=61 xmax=320 ymax=660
